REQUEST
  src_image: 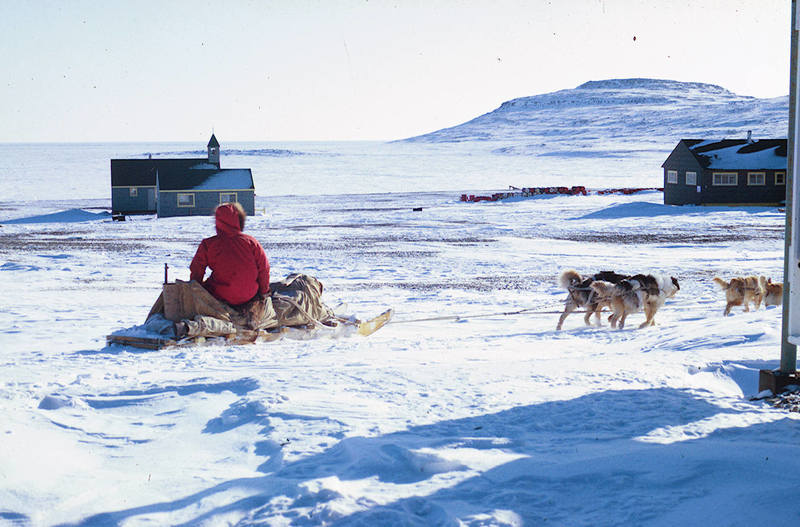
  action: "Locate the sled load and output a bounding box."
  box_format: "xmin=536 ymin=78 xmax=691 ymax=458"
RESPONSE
xmin=107 ymin=273 xmax=392 ymax=350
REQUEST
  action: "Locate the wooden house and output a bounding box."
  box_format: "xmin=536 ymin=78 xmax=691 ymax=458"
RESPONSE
xmin=155 ymin=167 xmax=255 ymax=218
xmin=111 ymin=134 xmax=252 ymax=217
xmin=662 ymin=134 xmax=787 ymax=206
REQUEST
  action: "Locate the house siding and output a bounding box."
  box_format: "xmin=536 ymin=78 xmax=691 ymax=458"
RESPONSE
xmin=111 ymin=186 xmax=156 ymax=214
xmin=697 ymin=169 xmax=786 ymax=205
xmin=157 ymin=190 xmax=255 ymax=218
xmin=662 ymin=142 xmax=704 ymax=205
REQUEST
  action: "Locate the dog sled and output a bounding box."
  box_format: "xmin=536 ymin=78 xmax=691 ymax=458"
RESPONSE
xmin=106 ymin=274 xmax=393 ymax=350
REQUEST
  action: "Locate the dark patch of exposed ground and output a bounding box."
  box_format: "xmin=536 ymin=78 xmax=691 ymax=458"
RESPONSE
xmin=264 ymin=236 xmax=495 ymax=253
xmin=545 ymin=226 xmax=783 ymax=244
xmin=0 ymin=234 xmax=150 ymax=253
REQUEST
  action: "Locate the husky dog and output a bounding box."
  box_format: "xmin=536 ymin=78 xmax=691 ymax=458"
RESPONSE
xmin=713 ymin=275 xmax=767 ymax=315
xmin=594 ymin=274 xmax=680 ymax=329
xmin=556 ymin=270 xmax=630 ymax=330
xmin=764 ymin=278 xmax=783 ymax=307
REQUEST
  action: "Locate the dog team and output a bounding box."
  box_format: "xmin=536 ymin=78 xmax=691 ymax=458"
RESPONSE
xmin=556 ymin=269 xmax=782 ymax=330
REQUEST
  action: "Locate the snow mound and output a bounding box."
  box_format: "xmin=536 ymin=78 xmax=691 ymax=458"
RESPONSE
xmin=38 ymin=394 xmax=87 ymax=410
xmin=2 ymin=209 xmax=110 ymax=225
xmin=576 ymin=201 xmax=776 ymax=219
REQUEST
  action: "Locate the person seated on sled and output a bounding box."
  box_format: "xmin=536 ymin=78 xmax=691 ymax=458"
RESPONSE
xmin=189 ymin=202 xmax=270 ymax=307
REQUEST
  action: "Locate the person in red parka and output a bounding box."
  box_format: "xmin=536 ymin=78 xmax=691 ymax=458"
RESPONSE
xmin=190 ymin=202 xmax=270 ymax=306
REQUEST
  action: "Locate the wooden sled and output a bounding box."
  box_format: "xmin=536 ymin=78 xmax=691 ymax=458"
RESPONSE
xmin=106 ymin=308 xmax=393 ymax=351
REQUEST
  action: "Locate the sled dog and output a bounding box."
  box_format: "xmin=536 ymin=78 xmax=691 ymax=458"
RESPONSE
xmin=712 ymin=275 xmax=767 ymax=315
xmin=592 ymin=274 xmax=680 ymax=329
xmin=556 ymin=270 xmax=630 ymax=330
xmin=764 ymin=278 xmax=783 ymax=307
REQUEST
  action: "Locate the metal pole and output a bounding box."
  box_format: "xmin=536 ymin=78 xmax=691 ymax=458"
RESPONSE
xmin=782 ymin=0 xmax=799 ymax=372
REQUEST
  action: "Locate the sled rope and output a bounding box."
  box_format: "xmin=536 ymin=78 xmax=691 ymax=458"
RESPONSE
xmin=388 ymin=301 xmax=719 ymax=325
xmin=389 ymin=307 xmax=567 ymax=324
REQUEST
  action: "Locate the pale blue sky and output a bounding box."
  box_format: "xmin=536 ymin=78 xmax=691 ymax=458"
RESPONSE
xmin=1 ymin=0 xmax=791 ymax=142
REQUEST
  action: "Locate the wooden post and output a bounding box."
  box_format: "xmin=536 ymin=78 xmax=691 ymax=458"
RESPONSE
xmin=766 ymin=0 xmax=800 ymax=393
xmin=164 ymin=263 xmax=169 ymax=285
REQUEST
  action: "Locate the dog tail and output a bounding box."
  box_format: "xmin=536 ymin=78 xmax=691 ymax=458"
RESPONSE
xmin=759 ymin=275 xmax=768 ymax=291
xmin=712 ymin=277 xmax=729 ymax=290
xmin=559 ymin=269 xmax=582 ymax=290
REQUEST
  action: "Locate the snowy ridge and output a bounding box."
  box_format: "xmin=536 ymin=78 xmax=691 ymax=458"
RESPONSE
xmin=404 ymin=78 xmax=788 ymax=155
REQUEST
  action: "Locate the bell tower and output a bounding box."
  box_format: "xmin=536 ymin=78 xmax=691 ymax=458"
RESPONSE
xmin=207 ymin=133 xmax=220 ymax=167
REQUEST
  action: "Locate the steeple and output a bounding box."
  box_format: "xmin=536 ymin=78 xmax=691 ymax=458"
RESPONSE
xmin=207 ymin=133 xmax=220 ymax=167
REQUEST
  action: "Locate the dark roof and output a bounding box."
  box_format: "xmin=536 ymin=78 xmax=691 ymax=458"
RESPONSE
xmin=207 ymin=134 xmax=220 ymax=148
xmin=157 ymin=167 xmax=254 ymax=191
xmin=679 ymin=138 xmax=787 ymax=169
xmin=111 ymin=158 xmax=214 ymax=186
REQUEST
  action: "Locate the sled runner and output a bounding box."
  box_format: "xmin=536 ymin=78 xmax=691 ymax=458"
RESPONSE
xmin=106 ymin=274 xmax=393 ymax=350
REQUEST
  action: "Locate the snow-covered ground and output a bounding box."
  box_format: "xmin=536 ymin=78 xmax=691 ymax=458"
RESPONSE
xmin=1 ymin=186 xmax=797 ymax=525
xmin=1 ymin=79 xmax=799 ymax=525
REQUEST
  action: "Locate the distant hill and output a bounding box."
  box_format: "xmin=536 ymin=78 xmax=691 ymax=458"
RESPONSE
xmin=402 ymin=78 xmax=788 ymax=157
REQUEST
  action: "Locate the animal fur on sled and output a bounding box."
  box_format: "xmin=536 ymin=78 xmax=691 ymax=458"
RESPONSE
xmin=556 ymin=270 xmax=630 ymax=330
xmin=590 ymin=274 xmax=680 ymax=330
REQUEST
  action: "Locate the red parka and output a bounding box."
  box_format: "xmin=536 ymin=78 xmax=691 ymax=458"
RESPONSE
xmin=189 ymin=204 xmax=270 ymax=306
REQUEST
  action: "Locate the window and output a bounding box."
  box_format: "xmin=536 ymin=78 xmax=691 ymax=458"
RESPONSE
xmin=667 ymin=170 xmax=678 ymax=184
xmin=747 ymin=172 xmax=765 ymax=186
xmin=220 ymin=192 xmax=237 ymax=204
xmin=129 ymin=187 xmax=138 ymax=197
xmin=685 ymin=172 xmax=697 ymax=185
xmin=712 ymin=172 xmax=738 ymax=186
xmin=776 ymin=171 xmax=786 ymax=185
xmin=177 ymin=193 xmax=195 ymax=207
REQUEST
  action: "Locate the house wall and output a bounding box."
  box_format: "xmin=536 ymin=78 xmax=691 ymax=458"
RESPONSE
xmin=663 ymin=143 xmax=704 ymax=205
xmin=111 ymin=186 xmax=157 ymax=214
xmin=157 ymin=190 xmax=255 ymax=218
xmin=697 ymin=170 xmax=786 ymax=205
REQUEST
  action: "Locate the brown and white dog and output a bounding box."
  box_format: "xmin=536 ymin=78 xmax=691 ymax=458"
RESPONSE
xmin=712 ymin=276 xmax=767 ymax=315
xmin=764 ymin=278 xmax=783 ymax=307
xmin=556 ymin=270 xmax=631 ymax=330
xmin=591 ymin=274 xmax=680 ymax=329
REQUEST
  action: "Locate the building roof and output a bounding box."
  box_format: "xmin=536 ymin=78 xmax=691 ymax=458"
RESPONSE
xmin=111 ymin=158 xmax=216 ymax=186
xmin=680 ymin=138 xmax=787 ymax=170
xmin=156 ymin=168 xmax=254 ymax=191
xmin=207 ymin=134 xmax=220 ymax=148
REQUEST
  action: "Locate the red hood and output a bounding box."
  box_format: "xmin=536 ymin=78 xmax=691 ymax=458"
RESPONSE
xmin=215 ymin=204 xmax=241 ymax=235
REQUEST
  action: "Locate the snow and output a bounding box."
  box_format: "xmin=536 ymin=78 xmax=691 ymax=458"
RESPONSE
xmin=179 ymin=169 xmax=254 ymax=191
xmin=699 ymin=143 xmax=786 ymax=170
xmin=2 ymin=208 xmax=111 ymax=224
xmin=2 ymin=79 xmax=800 ymax=526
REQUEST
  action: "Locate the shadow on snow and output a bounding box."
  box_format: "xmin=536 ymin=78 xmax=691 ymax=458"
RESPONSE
xmin=56 ymin=387 xmax=800 ymax=526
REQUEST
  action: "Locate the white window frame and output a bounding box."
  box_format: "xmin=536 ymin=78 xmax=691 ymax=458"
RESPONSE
xmin=667 ymin=170 xmax=678 ymax=184
xmin=177 ymin=193 xmax=195 ymax=207
xmin=747 ymin=172 xmax=766 ymax=186
xmin=712 ymin=172 xmax=738 ymax=186
xmin=776 ymin=171 xmax=786 ymax=185
xmin=220 ymin=192 xmax=237 ymax=204
xmin=685 ymin=172 xmax=697 ymax=186
xmin=129 ymin=187 xmax=138 ymax=197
